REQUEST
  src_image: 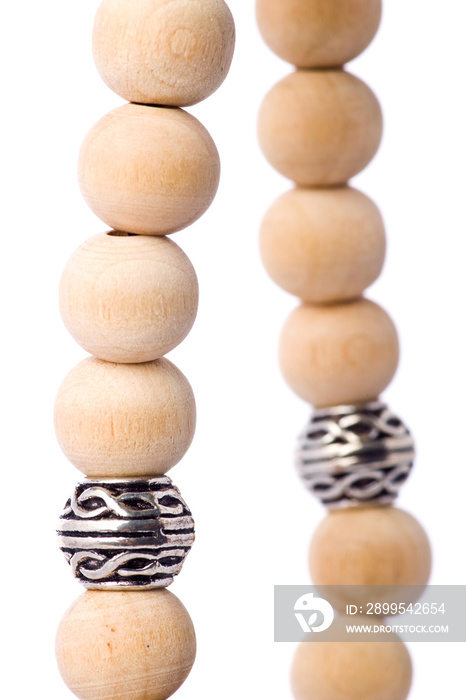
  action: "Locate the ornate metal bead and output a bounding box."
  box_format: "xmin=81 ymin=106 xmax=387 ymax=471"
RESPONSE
xmin=295 ymin=401 xmax=415 ymax=509
xmin=57 ymin=476 xmax=194 ymax=589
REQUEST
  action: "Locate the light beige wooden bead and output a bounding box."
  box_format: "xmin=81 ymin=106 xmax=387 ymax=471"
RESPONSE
xmin=256 ymin=0 xmax=382 ymax=68
xmin=291 ymin=615 xmax=412 ymax=700
xmin=93 ymin=0 xmax=235 ymax=107
xmin=257 ymin=70 xmax=383 ymax=186
xmin=56 ymin=589 xmax=196 ymax=700
xmin=78 ymin=103 xmax=220 ymax=235
xmin=310 ymin=507 xmax=432 ymax=587
xmin=279 ymin=299 xmax=399 ymax=407
xmin=59 ymin=232 xmax=198 ymax=363
xmin=260 ymin=187 xmax=385 ymax=303
xmin=54 ymin=357 xmax=195 ymax=478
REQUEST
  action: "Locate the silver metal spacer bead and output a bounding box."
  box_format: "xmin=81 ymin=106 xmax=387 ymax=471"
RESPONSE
xmin=57 ymin=476 xmax=194 ymax=589
xmin=295 ymin=401 xmax=415 ymax=509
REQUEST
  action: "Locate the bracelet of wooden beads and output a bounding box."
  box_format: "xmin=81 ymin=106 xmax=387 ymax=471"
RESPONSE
xmin=54 ymin=2 xmax=235 ymax=700
xmin=256 ymin=2 xmax=431 ymax=699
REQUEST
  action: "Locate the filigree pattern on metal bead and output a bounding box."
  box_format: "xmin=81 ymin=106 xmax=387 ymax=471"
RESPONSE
xmin=295 ymin=401 xmax=415 ymax=509
xmin=57 ymin=476 xmax=195 ymax=589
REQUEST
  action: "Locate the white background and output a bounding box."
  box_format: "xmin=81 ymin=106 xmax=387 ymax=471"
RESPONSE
xmin=1 ymin=1 xmax=465 ymax=697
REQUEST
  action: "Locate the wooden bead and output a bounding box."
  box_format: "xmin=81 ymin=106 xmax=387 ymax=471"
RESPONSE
xmin=279 ymin=299 xmax=399 ymax=407
xmin=54 ymin=357 xmax=195 ymax=478
xmin=309 ymin=507 xmax=432 ymax=587
xmin=257 ymin=70 xmax=383 ymax=186
xmin=291 ymin=616 xmax=412 ymax=700
xmin=78 ymin=103 xmax=220 ymax=235
xmin=93 ymin=0 xmax=235 ymax=107
xmin=259 ymin=187 xmax=385 ymax=303
xmin=56 ymin=589 xmax=196 ymax=700
xmin=256 ymin=0 xmax=382 ymax=68
xmin=59 ymin=232 xmax=198 ymax=363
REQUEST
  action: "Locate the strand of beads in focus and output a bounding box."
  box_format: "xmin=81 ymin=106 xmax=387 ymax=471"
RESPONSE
xmin=54 ymin=2 xmax=234 ymax=699
xmin=256 ymin=2 xmax=431 ymax=698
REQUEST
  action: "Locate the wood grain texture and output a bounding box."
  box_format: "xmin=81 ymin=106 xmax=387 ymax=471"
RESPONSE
xmin=56 ymin=589 xmax=196 ymax=700
xmin=93 ymin=0 xmax=235 ymax=106
xmin=309 ymin=506 xmax=432 ymax=587
xmin=54 ymin=357 xmax=196 ymax=478
xmin=78 ymin=103 xmax=220 ymax=235
xmin=291 ymin=615 xmax=412 ymax=700
xmin=279 ymin=299 xmax=399 ymax=408
xmin=256 ymin=0 xmax=381 ymax=68
xmin=59 ymin=232 xmax=198 ymax=363
xmin=260 ymin=186 xmax=385 ymax=303
xmin=257 ymin=70 xmax=382 ymax=186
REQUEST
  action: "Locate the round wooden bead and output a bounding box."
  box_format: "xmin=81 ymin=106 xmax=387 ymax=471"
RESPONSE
xmin=309 ymin=507 xmax=432 ymax=587
xmin=78 ymin=103 xmax=220 ymax=235
xmin=279 ymin=299 xmax=399 ymax=407
xmin=256 ymin=0 xmax=382 ymax=68
xmin=59 ymin=232 xmax=199 ymax=363
xmin=259 ymin=187 xmax=385 ymax=303
xmin=291 ymin=616 xmax=412 ymax=700
xmin=54 ymin=357 xmax=196 ymax=478
xmin=257 ymin=70 xmax=383 ymax=186
xmin=56 ymin=589 xmax=196 ymax=700
xmin=93 ymin=0 xmax=235 ymax=107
